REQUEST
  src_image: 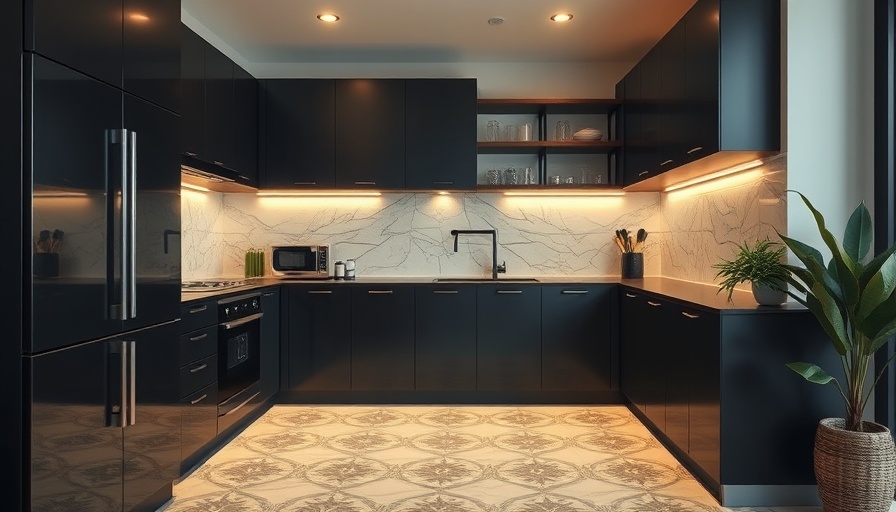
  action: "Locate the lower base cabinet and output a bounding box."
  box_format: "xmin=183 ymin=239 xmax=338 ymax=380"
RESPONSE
xmin=620 ymin=285 xmax=842 ymax=500
xmin=287 ymin=286 xmax=351 ymax=391
xmin=259 ymin=288 xmax=281 ymax=400
xmin=477 ymin=285 xmax=542 ymax=390
xmin=415 ymin=285 xmax=477 ymax=390
xmin=351 ymin=285 xmax=415 ymax=390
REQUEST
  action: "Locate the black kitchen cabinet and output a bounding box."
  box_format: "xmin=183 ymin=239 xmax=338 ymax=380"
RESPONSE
xmin=477 ymin=285 xmax=541 ymax=391
xmin=621 ymin=65 xmax=646 ymax=186
xmin=619 ymin=0 xmax=780 ymax=190
xmin=259 ymin=79 xmax=336 ymax=188
xmin=234 ymin=63 xmax=259 ymax=184
xmin=259 ymin=288 xmax=281 ymax=400
xmin=204 ymin=44 xmax=235 ymax=168
xmin=335 ymin=79 xmax=406 ymax=188
xmin=405 ymin=79 xmax=477 ymax=190
xmin=178 ymin=300 xmax=218 ymax=471
xmin=180 ymin=24 xmax=257 ymax=187
xmin=26 ymin=0 xmax=180 ymax=112
xmin=28 ymin=320 xmax=181 ymax=512
xmin=415 ymin=285 xmax=477 ymax=390
xmin=287 ymin=286 xmax=352 ymax=391
xmin=351 ymin=286 xmax=416 ymax=390
xmin=683 ymin=304 xmax=721 ymax=485
xmin=541 ymin=284 xmax=615 ymax=391
xmin=180 ymin=24 xmax=206 ymax=158
xmin=620 ymin=290 xmax=651 ymax=414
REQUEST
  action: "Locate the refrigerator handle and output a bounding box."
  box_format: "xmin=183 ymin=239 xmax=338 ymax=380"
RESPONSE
xmin=126 ymin=341 xmax=136 ymax=426
xmin=105 ymin=341 xmax=128 ymax=428
xmin=107 ymin=128 xmax=129 ymax=320
xmin=127 ymin=130 xmax=137 ymax=319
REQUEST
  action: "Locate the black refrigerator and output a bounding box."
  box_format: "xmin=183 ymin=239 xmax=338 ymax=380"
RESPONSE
xmin=25 ymin=53 xmax=182 ymax=511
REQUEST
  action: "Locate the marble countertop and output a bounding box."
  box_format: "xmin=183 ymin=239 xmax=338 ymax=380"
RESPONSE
xmin=181 ymin=275 xmax=806 ymax=313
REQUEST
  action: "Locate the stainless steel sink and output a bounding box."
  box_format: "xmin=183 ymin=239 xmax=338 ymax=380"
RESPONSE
xmin=432 ymin=278 xmax=540 ymax=283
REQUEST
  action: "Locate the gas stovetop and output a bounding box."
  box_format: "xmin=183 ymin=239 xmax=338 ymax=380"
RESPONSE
xmin=181 ymin=279 xmax=250 ymax=292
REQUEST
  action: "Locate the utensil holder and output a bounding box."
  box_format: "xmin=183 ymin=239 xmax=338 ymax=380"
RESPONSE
xmin=34 ymin=253 xmax=59 ymax=278
xmin=621 ymin=252 xmax=643 ymax=279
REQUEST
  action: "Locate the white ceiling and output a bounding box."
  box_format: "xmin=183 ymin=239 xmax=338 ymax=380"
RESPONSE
xmin=182 ymin=0 xmax=696 ymax=66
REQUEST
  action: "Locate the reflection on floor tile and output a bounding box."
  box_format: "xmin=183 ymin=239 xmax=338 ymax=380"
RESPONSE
xmin=161 ymin=405 xmax=854 ymax=512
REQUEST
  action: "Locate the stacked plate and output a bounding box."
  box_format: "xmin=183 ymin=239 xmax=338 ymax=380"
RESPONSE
xmin=572 ymin=128 xmax=602 ymax=141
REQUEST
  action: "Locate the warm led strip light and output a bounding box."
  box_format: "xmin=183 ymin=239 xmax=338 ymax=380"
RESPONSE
xmin=663 ymin=160 xmax=764 ymax=192
xmin=503 ymin=190 xmax=625 ymax=197
xmin=181 ymin=182 xmax=211 ymax=192
xmin=256 ymin=191 xmax=382 ymax=197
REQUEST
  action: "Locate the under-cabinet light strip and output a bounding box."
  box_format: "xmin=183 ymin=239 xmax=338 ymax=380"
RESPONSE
xmin=181 ymin=182 xmax=211 ymax=192
xmin=503 ymin=190 xmax=625 ymax=197
xmin=663 ymin=159 xmax=764 ymax=192
xmin=256 ymin=191 xmax=382 ymax=197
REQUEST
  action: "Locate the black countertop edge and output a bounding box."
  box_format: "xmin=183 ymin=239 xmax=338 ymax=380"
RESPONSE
xmin=181 ymin=276 xmax=807 ymax=313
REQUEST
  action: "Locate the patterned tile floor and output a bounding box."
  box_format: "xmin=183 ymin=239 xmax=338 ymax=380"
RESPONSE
xmin=160 ymin=405 xmax=867 ymax=512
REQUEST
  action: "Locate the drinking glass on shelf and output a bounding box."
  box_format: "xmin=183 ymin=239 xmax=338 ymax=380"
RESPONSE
xmin=504 ymin=167 xmax=518 ymax=185
xmin=504 ymin=124 xmax=516 ymax=141
xmin=564 ymin=176 xmax=575 ymax=185
xmin=549 ymin=175 xmax=561 ymax=185
xmin=580 ymin=166 xmax=594 ymax=185
xmin=518 ymin=123 xmax=533 ymax=142
xmin=555 ymin=120 xmax=570 ymax=141
xmin=486 ymin=168 xmax=501 ymax=185
xmin=523 ymin=167 xmax=537 ymax=185
xmin=486 ymin=120 xmax=499 ymax=141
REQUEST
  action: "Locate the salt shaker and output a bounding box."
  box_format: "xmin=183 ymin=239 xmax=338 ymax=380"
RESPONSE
xmin=344 ymin=259 xmax=356 ymax=280
xmin=334 ymin=260 xmax=345 ymax=280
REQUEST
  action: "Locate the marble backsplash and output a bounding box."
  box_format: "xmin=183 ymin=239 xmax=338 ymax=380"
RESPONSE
xmin=182 ymin=155 xmax=787 ymax=286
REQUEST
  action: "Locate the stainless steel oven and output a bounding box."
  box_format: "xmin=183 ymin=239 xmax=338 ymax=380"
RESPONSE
xmin=217 ymin=292 xmax=262 ymax=429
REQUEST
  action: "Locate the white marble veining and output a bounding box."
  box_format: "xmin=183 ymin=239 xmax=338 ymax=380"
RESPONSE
xmin=181 ymin=155 xmax=787 ymax=286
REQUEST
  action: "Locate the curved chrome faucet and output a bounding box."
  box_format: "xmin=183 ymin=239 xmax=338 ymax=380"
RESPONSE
xmin=450 ymin=229 xmax=506 ymax=280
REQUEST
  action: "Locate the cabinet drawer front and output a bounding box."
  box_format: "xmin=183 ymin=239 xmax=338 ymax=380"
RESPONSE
xmin=180 ymin=300 xmax=217 ymax=334
xmin=180 ymin=354 xmax=218 ymax=396
xmin=180 ymin=383 xmax=218 ymax=462
xmin=180 ymin=326 xmax=218 ymax=366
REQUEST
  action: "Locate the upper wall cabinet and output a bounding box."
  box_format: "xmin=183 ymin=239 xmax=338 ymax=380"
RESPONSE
xmin=259 ymin=79 xmax=336 ymax=188
xmin=180 ymin=24 xmax=258 ymax=190
xmin=405 ymin=79 xmax=477 ymax=190
xmin=619 ymin=0 xmax=780 ymax=191
xmin=259 ymin=78 xmax=477 ymax=190
xmin=26 ymin=0 xmax=181 ymax=112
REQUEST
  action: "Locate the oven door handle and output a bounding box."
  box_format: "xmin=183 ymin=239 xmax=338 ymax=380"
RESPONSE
xmin=221 ymin=312 xmax=264 ymax=330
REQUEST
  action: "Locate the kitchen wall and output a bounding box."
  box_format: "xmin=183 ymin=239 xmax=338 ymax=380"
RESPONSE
xmin=181 ymin=154 xmax=786 ymax=283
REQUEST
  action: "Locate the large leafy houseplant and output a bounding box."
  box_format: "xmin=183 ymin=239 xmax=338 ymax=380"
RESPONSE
xmin=778 ymin=191 xmax=896 ymax=432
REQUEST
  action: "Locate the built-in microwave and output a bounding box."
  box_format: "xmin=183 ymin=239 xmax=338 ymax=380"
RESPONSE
xmin=270 ymin=244 xmax=331 ymax=278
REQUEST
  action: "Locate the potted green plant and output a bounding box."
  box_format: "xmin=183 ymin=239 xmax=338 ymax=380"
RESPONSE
xmin=713 ymin=238 xmax=789 ymax=305
xmin=778 ymin=191 xmax=896 ymax=512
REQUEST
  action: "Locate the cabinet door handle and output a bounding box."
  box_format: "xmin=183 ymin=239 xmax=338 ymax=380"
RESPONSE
xmin=308 ymin=290 xmax=333 ymax=294
xmin=647 ymin=301 xmax=662 ymax=307
xmin=262 ymin=292 xmax=275 ymax=297
xmin=681 ymin=312 xmax=700 ymax=319
xmin=368 ymin=290 xmax=393 ymax=294
xmin=686 ymin=146 xmax=704 ymax=155
xmin=185 ymin=151 xmax=198 ymax=157
xmin=432 ymin=181 xmax=454 ymax=185
xmin=214 ymin=160 xmax=226 ymax=166
xmin=354 ymin=181 xmax=376 ymax=186
xmin=189 ymin=363 xmax=208 ymax=373
xmin=660 ymin=159 xmax=674 ymax=166
xmin=189 ymin=333 xmax=208 ymax=342
xmin=561 ymin=290 xmax=589 ymax=294
xmin=188 ymin=305 xmax=208 ymax=314
xmin=638 ymin=171 xmax=649 ymax=176
xmin=624 ymin=293 xmax=637 ymax=298
xmin=497 ymin=290 xmax=523 ymax=294
xmin=433 ymin=290 xmax=458 ymax=294
xmin=190 ymin=393 xmax=208 ymax=405
xmin=293 ymin=181 xmax=317 ymax=185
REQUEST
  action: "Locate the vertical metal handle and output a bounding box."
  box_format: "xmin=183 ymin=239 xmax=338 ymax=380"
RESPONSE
xmin=127 ymin=341 xmax=136 ymax=426
xmin=127 ymin=131 xmax=137 ymax=319
xmin=118 ymin=129 xmax=130 ymax=319
xmin=106 ymin=341 xmax=126 ymax=428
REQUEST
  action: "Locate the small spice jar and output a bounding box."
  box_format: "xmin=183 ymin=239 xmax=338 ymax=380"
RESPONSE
xmin=344 ymin=259 xmax=356 ymax=280
xmin=334 ymin=260 xmax=345 ymax=280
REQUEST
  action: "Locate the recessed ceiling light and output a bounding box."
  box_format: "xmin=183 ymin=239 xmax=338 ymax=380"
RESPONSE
xmin=317 ymin=13 xmax=340 ymax=22
xmin=550 ymin=13 xmax=574 ymax=22
xmin=487 ymin=17 xmax=504 ymax=26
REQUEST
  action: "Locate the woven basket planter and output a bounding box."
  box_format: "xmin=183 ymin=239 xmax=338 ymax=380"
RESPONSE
xmin=814 ymin=418 xmax=896 ymax=512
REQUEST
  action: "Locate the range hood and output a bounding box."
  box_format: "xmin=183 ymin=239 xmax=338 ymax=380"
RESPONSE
xmin=180 ymin=154 xmax=257 ymax=193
